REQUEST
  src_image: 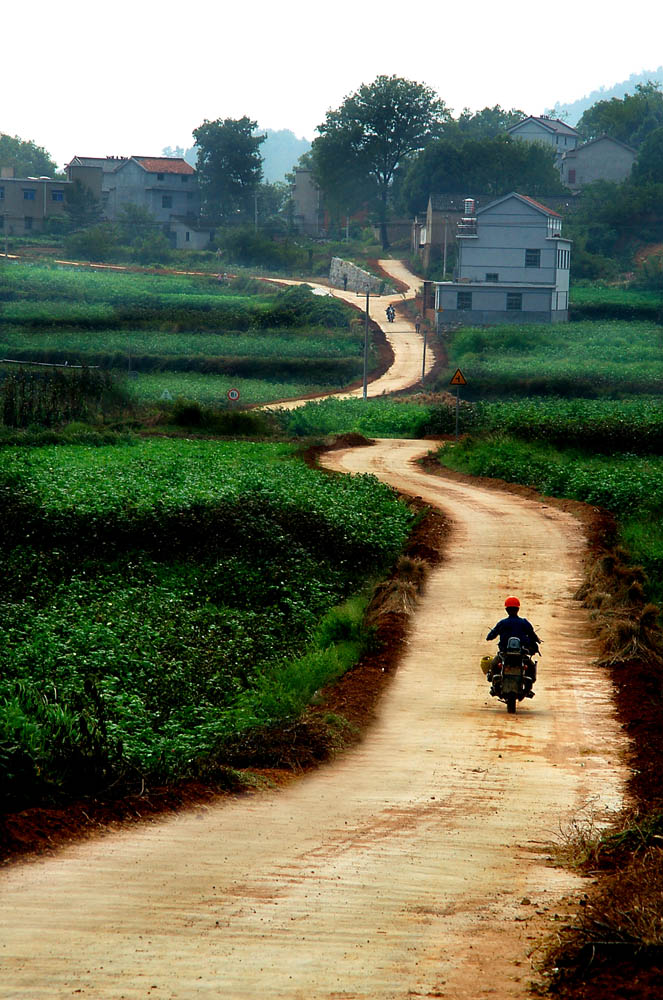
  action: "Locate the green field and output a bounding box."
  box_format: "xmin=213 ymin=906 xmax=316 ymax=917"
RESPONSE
xmin=446 ymin=319 xmax=663 ymax=395
xmin=0 ymin=439 xmax=412 ymax=808
xmin=0 ymin=261 xmax=371 ymax=403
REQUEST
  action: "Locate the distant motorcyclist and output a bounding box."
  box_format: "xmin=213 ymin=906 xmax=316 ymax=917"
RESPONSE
xmin=486 ymin=597 xmax=540 ymax=694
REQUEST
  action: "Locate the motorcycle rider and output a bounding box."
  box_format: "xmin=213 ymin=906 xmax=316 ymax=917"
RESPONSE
xmin=486 ymin=597 xmax=540 ymax=697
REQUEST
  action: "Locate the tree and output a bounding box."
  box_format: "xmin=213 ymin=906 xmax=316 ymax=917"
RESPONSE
xmin=312 ymin=75 xmax=451 ymax=247
xmin=454 ymin=105 xmax=526 ymax=140
xmin=64 ymin=179 xmax=102 ymax=229
xmin=193 ymin=117 xmax=265 ymax=224
xmin=633 ymin=126 xmax=663 ymax=184
xmin=398 ymin=136 xmax=565 ymax=215
xmin=0 ymin=133 xmax=58 ymax=177
xmin=577 ymin=82 xmax=663 ymax=148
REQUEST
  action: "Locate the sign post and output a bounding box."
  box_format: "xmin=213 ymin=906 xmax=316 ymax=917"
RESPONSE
xmin=449 ymin=368 xmax=467 ymax=440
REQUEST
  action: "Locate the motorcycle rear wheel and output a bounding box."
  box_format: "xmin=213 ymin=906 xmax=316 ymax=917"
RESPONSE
xmin=506 ymin=693 xmax=517 ymax=714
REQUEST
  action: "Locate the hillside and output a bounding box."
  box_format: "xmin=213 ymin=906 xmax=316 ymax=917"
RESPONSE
xmin=549 ymin=66 xmax=663 ymax=124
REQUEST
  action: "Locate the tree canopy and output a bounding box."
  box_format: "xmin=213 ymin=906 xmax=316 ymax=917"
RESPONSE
xmin=312 ymin=75 xmax=450 ymax=246
xmin=193 ymin=117 xmax=265 ymax=224
xmin=577 ymin=82 xmax=663 ymax=148
xmin=632 ymin=126 xmax=663 ymax=184
xmin=398 ymin=136 xmax=565 ymax=215
xmin=0 ymin=133 xmax=58 ymax=177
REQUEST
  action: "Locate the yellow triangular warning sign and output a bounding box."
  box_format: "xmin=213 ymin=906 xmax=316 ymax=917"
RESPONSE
xmin=449 ymin=368 xmax=467 ymax=386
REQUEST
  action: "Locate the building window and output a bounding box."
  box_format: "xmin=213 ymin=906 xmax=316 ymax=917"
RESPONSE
xmin=568 ymin=169 xmax=576 ymax=184
xmin=185 ymin=231 xmax=190 ymax=242
xmin=24 ymin=217 xmax=33 ymax=231
xmin=557 ymin=248 xmax=570 ymax=269
xmin=23 ymin=189 xmax=36 ymax=201
xmin=157 ymin=173 xmax=164 ymax=181
xmin=457 ymin=291 xmax=472 ymax=311
xmin=186 ymin=191 xmax=194 ymax=201
xmin=162 ymin=195 xmax=173 ymax=208
xmin=486 ymin=273 xmax=499 ymax=282
xmin=181 ymin=175 xmax=189 ymax=183
xmin=0 ymin=215 xmax=4 ymax=228
xmin=51 ymin=190 xmax=64 ymax=202
xmin=0 ymin=187 xmax=4 ymax=200
xmin=525 ymin=249 xmax=540 ymax=268
xmin=506 ymin=292 xmax=522 ymax=311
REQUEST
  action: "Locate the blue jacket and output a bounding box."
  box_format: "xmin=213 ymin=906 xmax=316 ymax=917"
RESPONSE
xmin=486 ymin=615 xmax=540 ymax=653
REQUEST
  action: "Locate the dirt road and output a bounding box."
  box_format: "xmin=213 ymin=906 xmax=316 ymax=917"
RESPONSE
xmin=265 ymin=259 xmax=433 ymax=409
xmin=0 ymin=439 xmax=625 ymax=999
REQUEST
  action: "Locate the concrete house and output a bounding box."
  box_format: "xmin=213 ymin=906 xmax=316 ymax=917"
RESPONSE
xmin=559 ymin=135 xmax=636 ymax=191
xmin=291 ymin=168 xmax=323 ymax=236
xmin=434 ymin=192 xmax=571 ymax=326
xmin=104 ymin=156 xmax=200 ymax=222
xmin=507 ymin=116 xmax=580 ymax=159
xmin=0 ymin=165 xmax=99 ymax=236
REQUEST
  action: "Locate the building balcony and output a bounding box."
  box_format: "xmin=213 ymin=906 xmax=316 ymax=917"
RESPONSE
xmin=456 ymin=218 xmax=477 ymax=237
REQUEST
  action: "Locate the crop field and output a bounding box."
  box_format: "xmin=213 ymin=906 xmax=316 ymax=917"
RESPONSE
xmin=448 ymin=319 xmax=663 ymax=395
xmin=0 ymin=438 xmax=412 ymax=808
xmin=0 ymin=261 xmax=369 ymax=403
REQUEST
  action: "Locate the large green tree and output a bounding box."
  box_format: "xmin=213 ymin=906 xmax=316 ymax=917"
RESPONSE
xmin=312 ymin=75 xmax=450 ymax=247
xmin=577 ymin=82 xmax=663 ymax=148
xmin=453 ymin=105 xmax=526 ymax=140
xmin=0 ymin=133 xmax=58 ymax=177
xmin=399 ymin=136 xmax=565 ymax=215
xmin=632 ymin=126 xmax=663 ymax=184
xmin=193 ymin=117 xmax=265 ymax=224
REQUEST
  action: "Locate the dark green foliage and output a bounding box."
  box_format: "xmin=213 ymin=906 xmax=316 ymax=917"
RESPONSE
xmin=399 ymin=136 xmax=565 ymax=215
xmin=0 ymin=367 xmax=125 ymax=428
xmin=0 ymin=133 xmax=57 ymax=177
xmin=313 ymin=74 xmax=450 ymax=246
xmin=577 ymin=81 xmax=663 ymax=148
xmin=0 ymin=441 xmax=412 ymax=808
xmin=193 ymin=116 xmax=265 ymax=223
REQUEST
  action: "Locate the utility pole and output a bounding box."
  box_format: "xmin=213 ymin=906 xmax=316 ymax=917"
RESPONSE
xmin=443 ymin=217 xmax=448 ymax=279
xmin=421 ymin=325 xmax=428 ymax=382
xmin=254 ymin=192 xmax=258 ymax=232
xmin=363 ymin=287 xmax=370 ymax=400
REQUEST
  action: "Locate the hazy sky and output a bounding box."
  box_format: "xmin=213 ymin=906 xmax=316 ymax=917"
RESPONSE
xmin=4 ymin=0 xmax=662 ymax=168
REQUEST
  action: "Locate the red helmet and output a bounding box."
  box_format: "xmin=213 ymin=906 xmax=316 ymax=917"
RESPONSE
xmin=504 ymin=597 xmax=520 ymax=608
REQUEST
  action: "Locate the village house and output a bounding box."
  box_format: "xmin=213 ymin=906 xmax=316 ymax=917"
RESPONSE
xmin=434 ymin=192 xmax=571 ymax=326
xmin=506 ymin=116 xmax=580 ymax=160
xmin=559 ymin=135 xmax=637 ymax=191
xmin=0 ymin=164 xmax=98 ymax=236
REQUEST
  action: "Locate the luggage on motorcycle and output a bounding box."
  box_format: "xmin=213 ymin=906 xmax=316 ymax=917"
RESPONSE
xmin=480 ymin=655 xmax=493 ymax=675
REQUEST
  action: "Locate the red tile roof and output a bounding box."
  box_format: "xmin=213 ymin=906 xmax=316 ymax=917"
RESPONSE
xmin=517 ymin=194 xmax=561 ymax=218
xmin=133 ymin=157 xmax=195 ymax=175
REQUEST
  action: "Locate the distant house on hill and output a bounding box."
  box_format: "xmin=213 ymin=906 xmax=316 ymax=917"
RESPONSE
xmin=434 ymin=192 xmax=571 ymax=326
xmin=559 ymin=135 xmax=637 ymax=191
xmin=506 ymin=116 xmax=580 ymax=158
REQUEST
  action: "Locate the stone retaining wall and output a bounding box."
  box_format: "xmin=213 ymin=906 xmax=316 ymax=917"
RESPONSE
xmin=329 ymin=257 xmax=391 ymax=294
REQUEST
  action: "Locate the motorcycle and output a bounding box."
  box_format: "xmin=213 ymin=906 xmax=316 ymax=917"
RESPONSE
xmin=486 ymin=637 xmax=537 ymax=713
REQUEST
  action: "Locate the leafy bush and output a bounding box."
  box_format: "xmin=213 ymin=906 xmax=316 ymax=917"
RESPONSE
xmin=0 ymin=440 xmax=412 ymax=806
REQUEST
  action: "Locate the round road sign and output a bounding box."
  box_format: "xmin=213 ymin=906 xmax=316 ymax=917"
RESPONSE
xmin=227 ymin=388 xmax=240 ymax=402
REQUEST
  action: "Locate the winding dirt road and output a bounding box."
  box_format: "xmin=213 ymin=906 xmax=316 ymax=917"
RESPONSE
xmin=0 ymin=440 xmax=625 ymax=999
xmin=266 ymin=259 xmax=433 ymax=409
